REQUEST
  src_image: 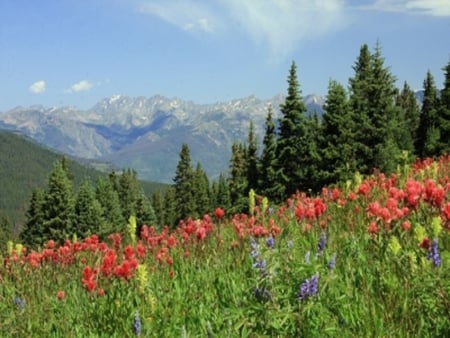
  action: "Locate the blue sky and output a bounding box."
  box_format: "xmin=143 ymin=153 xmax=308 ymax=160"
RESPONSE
xmin=0 ymin=0 xmax=449 ymax=111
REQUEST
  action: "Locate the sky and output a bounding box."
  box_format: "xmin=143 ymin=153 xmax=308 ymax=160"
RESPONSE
xmin=0 ymin=0 xmax=449 ymax=112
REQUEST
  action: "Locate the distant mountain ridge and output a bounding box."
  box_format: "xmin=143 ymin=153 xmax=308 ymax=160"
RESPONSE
xmin=0 ymin=94 xmax=327 ymax=183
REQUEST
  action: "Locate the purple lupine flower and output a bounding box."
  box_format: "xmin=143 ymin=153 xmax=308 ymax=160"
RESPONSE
xmin=318 ymin=232 xmax=327 ymax=252
xmin=328 ymin=253 xmax=337 ymax=270
xmin=266 ymin=235 xmax=275 ymax=249
xmin=297 ymin=273 xmax=319 ymax=301
xmin=427 ymin=240 xmax=441 ymax=267
xmin=133 ymin=312 xmax=141 ymax=336
xmin=250 ymin=238 xmax=260 ymax=259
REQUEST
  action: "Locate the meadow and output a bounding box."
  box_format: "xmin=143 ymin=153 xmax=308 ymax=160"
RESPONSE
xmin=1 ymin=157 xmax=449 ymax=337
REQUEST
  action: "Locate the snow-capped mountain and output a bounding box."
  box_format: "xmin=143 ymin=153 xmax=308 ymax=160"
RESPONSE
xmin=0 ymin=94 xmax=325 ymax=183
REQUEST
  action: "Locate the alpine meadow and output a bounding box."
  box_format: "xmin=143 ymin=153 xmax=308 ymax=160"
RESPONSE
xmin=1 ymin=42 xmax=450 ymax=337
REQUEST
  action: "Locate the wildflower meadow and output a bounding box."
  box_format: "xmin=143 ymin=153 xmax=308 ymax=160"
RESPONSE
xmin=1 ymin=157 xmax=450 ymax=337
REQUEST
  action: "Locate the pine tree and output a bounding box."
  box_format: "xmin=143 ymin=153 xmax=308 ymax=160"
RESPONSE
xmin=20 ymin=188 xmax=46 ymax=248
xmin=438 ymin=61 xmax=450 ymax=154
xmin=415 ymin=71 xmax=440 ymax=158
xmin=163 ymin=186 xmax=178 ymax=229
xmin=135 ymin=193 xmax=157 ymax=229
xmin=246 ymin=121 xmax=259 ymax=192
xmin=193 ymin=162 xmax=211 ymax=218
xmin=42 ymin=160 xmax=75 ymax=244
xmin=212 ymin=173 xmax=231 ymax=211
xmin=349 ymin=42 xmax=403 ymax=173
xmin=275 ymin=61 xmax=313 ymax=196
xmin=95 ymin=176 xmax=125 ymax=236
xmin=173 ymin=144 xmax=196 ymax=221
xmin=320 ymin=80 xmax=357 ymax=186
xmin=258 ymin=105 xmax=283 ymax=201
xmin=151 ymin=190 xmax=165 ymax=229
xmin=395 ymin=81 xmax=420 ymax=154
xmin=74 ymin=181 xmax=104 ymax=239
xmin=228 ymin=142 xmax=248 ymax=213
xmin=118 ymin=169 xmax=141 ymax=220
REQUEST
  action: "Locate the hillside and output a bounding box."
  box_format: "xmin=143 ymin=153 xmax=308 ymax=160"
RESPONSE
xmin=0 ymin=131 xmax=167 ymax=229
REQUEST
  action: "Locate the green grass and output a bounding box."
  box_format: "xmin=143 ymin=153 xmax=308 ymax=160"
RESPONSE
xmin=0 ymin=157 xmax=449 ymax=337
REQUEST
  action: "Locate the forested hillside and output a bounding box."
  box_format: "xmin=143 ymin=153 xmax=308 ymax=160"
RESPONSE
xmin=0 ymin=131 xmax=167 ymax=234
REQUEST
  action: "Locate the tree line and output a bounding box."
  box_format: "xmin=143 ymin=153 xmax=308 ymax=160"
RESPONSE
xmin=154 ymin=42 xmax=450 ymax=219
xmin=16 ymin=42 xmax=450 ymax=248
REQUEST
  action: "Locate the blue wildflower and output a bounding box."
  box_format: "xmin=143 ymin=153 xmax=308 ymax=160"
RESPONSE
xmin=298 ymin=273 xmax=319 ymax=301
xmin=318 ymin=232 xmax=327 ymax=252
xmin=427 ymin=240 xmax=441 ymax=267
xmin=328 ymin=253 xmax=337 ymax=270
xmin=266 ymin=235 xmax=275 ymax=249
xmin=133 ymin=312 xmax=141 ymax=336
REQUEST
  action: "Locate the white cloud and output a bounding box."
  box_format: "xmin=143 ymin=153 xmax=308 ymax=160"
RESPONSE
xmin=363 ymin=0 xmax=450 ymax=16
xmin=138 ymin=0 xmax=348 ymax=61
xmin=139 ymin=0 xmax=219 ymax=33
xmin=29 ymin=80 xmax=46 ymax=94
xmin=66 ymin=80 xmax=93 ymax=93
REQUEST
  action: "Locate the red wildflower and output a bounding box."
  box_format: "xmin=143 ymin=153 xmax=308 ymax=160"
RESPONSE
xmin=97 ymin=288 xmax=105 ymax=297
xmin=402 ymin=221 xmax=411 ymax=231
xmin=420 ymin=237 xmax=430 ymax=250
xmin=57 ymin=290 xmax=65 ymax=300
xmin=368 ymin=221 xmax=378 ymax=234
xmin=214 ymin=207 xmax=225 ymax=219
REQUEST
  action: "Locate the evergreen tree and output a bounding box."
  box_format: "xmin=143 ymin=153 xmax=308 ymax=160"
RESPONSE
xmin=415 ymin=71 xmax=440 ymax=158
xmin=95 ymin=176 xmax=125 ymax=236
xmin=118 ymin=169 xmax=140 ymax=220
xmin=246 ymin=121 xmax=259 ymax=192
xmin=228 ymin=142 xmax=248 ymax=213
xmin=163 ymin=186 xmax=178 ymax=229
xmin=320 ymin=80 xmax=357 ymax=186
xmin=151 ymin=190 xmax=165 ymax=229
xmin=74 ymin=181 xmax=104 ymax=239
xmin=275 ymin=61 xmax=314 ymax=196
xmin=173 ymin=144 xmax=196 ymax=221
xmin=135 ymin=193 xmax=157 ymax=229
xmin=258 ymin=105 xmax=283 ymax=201
xmin=20 ymin=188 xmax=46 ymax=248
xmin=395 ymin=81 xmax=420 ymax=154
xmin=349 ymin=42 xmax=403 ymax=173
xmin=42 ymin=160 xmax=75 ymax=244
xmin=193 ymin=162 xmax=211 ymax=218
xmin=212 ymin=173 xmax=231 ymax=211
xmin=438 ymin=61 xmax=450 ymax=154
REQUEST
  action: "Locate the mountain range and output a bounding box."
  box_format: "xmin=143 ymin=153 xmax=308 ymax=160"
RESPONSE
xmin=0 ymin=94 xmax=325 ymax=183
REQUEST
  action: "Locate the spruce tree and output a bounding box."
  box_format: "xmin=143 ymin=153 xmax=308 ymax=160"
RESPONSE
xmin=228 ymin=142 xmax=248 ymax=213
xmin=163 ymin=186 xmax=178 ymax=229
xmin=151 ymin=190 xmax=165 ymax=229
xmin=415 ymin=71 xmax=440 ymax=158
xmin=438 ymin=61 xmax=450 ymax=154
xmin=95 ymin=176 xmax=125 ymax=236
xmin=118 ymin=169 xmax=140 ymax=220
xmin=74 ymin=181 xmax=104 ymax=239
xmin=135 ymin=193 xmax=157 ymax=229
xmin=258 ymin=105 xmax=283 ymax=201
xmin=246 ymin=121 xmax=259 ymax=192
xmin=42 ymin=160 xmax=75 ymax=244
xmin=173 ymin=144 xmax=196 ymax=221
xmin=193 ymin=162 xmax=211 ymax=218
xmin=20 ymin=188 xmax=46 ymax=248
xmin=320 ymin=80 xmax=357 ymax=186
xmin=275 ymin=61 xmax=313 ymax=196
xmin=395 ymin=81 xmax=420 ymax=154
xmin=349 ymin=42 xmax=403 ymax=173
xmin=212 ymin=173 xmax=231 ymax=211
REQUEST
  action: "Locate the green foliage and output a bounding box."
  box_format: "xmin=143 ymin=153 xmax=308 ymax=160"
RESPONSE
xmin=246 ymin=120 xmax=259 ymax=192
xmin=438 ymin=60 xmax=450 ymax=154
xmin=416 ymin=71 xmax=441 ymax=158
xmin=0 ymin=214 xmax=13 ymax=252
xmin=228 ymin=142 xmax=248 ymax=214
xmin=74 ymin=181 xmax=104 ymax=239
xmin=20 ymin=189 xmax=46 ymax=249
xmin=95 ymin=177 xmax=125 ymax=237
